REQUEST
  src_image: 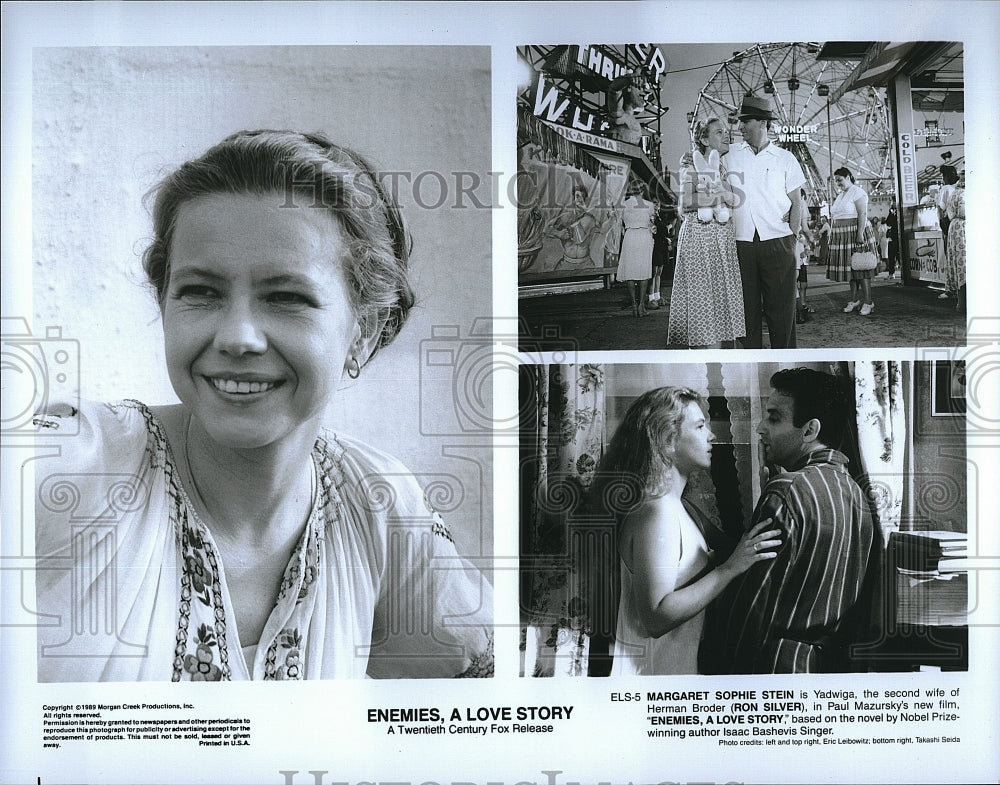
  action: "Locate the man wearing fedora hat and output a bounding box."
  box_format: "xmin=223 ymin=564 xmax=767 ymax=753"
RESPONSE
xmin=724 ymin=94 xmax=806 ymax=349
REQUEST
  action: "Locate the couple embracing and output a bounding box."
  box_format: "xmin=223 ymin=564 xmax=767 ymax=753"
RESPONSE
xmin=592 ymin=369 xmax=878 ymax=675
xmin=668 ymin=95 xmax=806 ymax=350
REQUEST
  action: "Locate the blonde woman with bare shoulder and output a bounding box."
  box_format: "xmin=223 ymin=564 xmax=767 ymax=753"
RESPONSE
xmin=591 ymin=387 xmax=779 ymax=675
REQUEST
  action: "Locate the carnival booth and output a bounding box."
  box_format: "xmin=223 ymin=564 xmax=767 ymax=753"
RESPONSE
xmin=820 ymin=42 xmax=964 ymax=287
xmin=516 ymin=45 xmax=674 ymax=292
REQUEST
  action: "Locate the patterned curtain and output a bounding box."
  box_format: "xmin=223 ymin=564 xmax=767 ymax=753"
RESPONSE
xmin=832 ymin=361 xmax=905 ymax=667
xmin=520 ymin=364 xmax=605 ymax=677
xmin=853 ymin=361 xmax=906 ymax=542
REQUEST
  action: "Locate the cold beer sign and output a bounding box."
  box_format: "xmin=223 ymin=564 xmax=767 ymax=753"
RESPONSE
xmin=898 ymin=132 xmax=918 ymax=206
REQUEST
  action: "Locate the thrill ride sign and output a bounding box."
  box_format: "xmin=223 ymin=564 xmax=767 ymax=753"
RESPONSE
xmin=525 ymin=44 xmax=666 ymax=136
xmin=518 ymin=44 xmax=667 ymax=285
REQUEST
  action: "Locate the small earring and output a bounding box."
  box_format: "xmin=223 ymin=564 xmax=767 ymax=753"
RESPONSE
xmin=347 ymin=356 xmax=361 ymax=380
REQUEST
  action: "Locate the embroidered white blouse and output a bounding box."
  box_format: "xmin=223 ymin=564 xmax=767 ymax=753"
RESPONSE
xmin=34 ymin=400 xmax=493 ymax=681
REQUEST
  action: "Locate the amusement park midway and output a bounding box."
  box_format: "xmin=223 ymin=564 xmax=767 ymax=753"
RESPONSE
xmin=516 ymin=41 xmax=968 ymax=351
xmin=625 ymin=41 xmax=899 ymax=214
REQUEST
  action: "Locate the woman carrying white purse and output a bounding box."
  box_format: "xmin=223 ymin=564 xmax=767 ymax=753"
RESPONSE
xmin=827 ymin=167 xmax=879 ymax=316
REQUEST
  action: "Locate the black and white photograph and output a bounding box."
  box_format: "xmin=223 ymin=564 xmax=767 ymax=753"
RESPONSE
xmin=931 ymin=359 xmax=966 ymax=416
xmin=2 ymin=2 xmax=999 ymax=785
xmin=12 ymin=44 xmax=494 ymax=683
xmin=519 ymin=361 xmax=968 ymax=676
xmin=516 ymin=42 xmax=969 ymax=350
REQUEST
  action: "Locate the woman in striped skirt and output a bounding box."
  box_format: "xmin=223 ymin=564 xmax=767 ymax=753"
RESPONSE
xmin=827 ymin=167 xmax=879 ymax=316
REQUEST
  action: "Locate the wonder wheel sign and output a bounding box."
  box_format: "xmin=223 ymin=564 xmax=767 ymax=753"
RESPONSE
xmin=692 ymin=43 xmax=893 ymax=210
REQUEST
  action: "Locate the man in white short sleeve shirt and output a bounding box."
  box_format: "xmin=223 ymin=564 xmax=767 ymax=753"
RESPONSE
xmin=724 ymin=95 xmax=806 ymax=349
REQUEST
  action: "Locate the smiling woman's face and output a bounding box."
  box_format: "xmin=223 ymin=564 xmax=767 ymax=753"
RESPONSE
xmin=702 ymin=120 xmax=729 ymax=153
xmin=162 ymin=192 xmax=359 ymax=450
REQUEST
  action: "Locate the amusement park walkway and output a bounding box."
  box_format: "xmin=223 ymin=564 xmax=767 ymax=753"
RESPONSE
xmin=518 ymin=272 xmax=967 ymax=353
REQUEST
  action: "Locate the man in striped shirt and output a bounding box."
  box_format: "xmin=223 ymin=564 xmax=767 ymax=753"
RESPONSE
xmin=701 ymin=369 xmax=877 ymax=673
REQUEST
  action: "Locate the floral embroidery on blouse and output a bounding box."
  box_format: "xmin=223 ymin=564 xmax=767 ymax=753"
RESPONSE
xmin=182 ymin=624 xmax=224 ymax=681
xmin=261 ymin=513 xmax=323 ymax=680
xmin=172 ymin=468 xmax=324 ymax=682
xmin=174 ymin=506 xmax=232 ymax=681
xmin=277 ymin=530 xmax=322 ymax=608
xmin=55 ymin=401 xmax=494 ymax=682
xmin=455 ymin=633 xmax=495 ymax=678
xmin=184 ymin=534 xmax=214 ymax=604
xmin=264 ymin=627 xmax=304 ymax=680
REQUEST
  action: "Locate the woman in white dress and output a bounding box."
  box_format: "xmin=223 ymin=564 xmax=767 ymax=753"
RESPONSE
xmin=590 ymin=387 xmax=780 ymax=675
xmin=34 ymin=131 xmax=493 ymax=681
xmin=616 ymin=182 xmax=655 ymax=317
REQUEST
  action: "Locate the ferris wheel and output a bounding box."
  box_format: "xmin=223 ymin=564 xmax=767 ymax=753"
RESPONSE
xmin=692 ymin=43 xmax=893 ymax=210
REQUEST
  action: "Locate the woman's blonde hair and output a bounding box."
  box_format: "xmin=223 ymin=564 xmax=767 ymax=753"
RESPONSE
xmin=692 ymin=117 xmax=722 ymax=154
xmin=590 ymin=386 xmax=704 ymax=522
